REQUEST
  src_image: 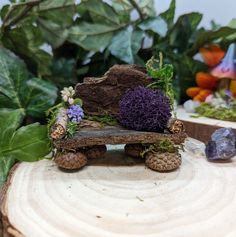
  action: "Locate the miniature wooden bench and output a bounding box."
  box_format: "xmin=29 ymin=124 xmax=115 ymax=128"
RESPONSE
xmin=53 ymin=122 xmax=187 ymax=172
xmin=51 ymin=65 xmax=187 ymax=172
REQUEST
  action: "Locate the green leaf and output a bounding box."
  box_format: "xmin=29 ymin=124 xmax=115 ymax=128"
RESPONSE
xmin=169 ymin=13 xmax=202 ymax=53
xmin=0 ymin=155 xmax=16 ymax=187
xmin=160 ymin=0 xmax=175 ymax=26
xmin=37 ymin=18 xmax=69 ymax=48
xmin=138 ymin=0 xmax=155 ymax=17
xmin=9 ymin=123 xmax=50 ymax=162
xmin=38 ymin=0 xmax=75 ymax=12
xmin=81 ymin=0 xmax=120 ymax=25
xmin=0 ymin=109 xmax=50 ymax=187
xmin=0 ymin=110 xmax=50 ymax=163
xmin=38 ymin=0 xmax=75 ymax=25
xmin=68 ymin=22 xmax=122 ymax=51
xmin=0 ymin=109 xmax=25 ymax=151
xmin=1 ymin=25 xmax=52 ymax=76
xmin=109 ymin=29 xmax=143 ymax=63
xmin=139 ymin=16 xmax=168 ymax=36
xmin=188 ymin=27 xmax=236 ymax=56
xmin=0 ymin=47 xmax=57 ymax=118
xmin=25 ymin=78 xmax=58 ymax=118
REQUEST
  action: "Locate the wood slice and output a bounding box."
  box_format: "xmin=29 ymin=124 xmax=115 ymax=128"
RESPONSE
xmin=177 ymin=107 xmax=236 ymax=143
xmin=2 ymin=139 xmax=236 ymax=237
xmin=53 ymin=126 xmax=187 ymax=149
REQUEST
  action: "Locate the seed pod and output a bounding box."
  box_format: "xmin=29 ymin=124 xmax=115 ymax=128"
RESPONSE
xmin=167 ymin=118 xmax=185 ymax=134
xmin=124 ymin=144 xmax=143 ymax=158
xmin=145 ymin=152 xmax=181 ymax=172
xmin=54 ymin=151 xmax=87 ymax=169
xmin=85 ymin=145 xmax=107 ymax=159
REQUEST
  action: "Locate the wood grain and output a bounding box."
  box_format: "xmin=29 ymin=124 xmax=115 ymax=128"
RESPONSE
xmin=2 ymin=139 xmax=236 ymax=237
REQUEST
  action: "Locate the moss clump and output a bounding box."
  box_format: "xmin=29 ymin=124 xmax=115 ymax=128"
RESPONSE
xmin=195 ymin=103 xmax=236 ymax=122
xmin=84 ymin=114 xmax=118 ymax=126
xmin=141 ymin=139 xmax=183 ymax=157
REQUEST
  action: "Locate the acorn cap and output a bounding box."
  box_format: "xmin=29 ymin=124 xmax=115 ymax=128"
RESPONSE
xmin=211 ymin=43 xmax=236 ymax=80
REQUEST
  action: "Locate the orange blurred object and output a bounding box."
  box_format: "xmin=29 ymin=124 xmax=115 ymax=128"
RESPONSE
xmin=186 ymin=87 xmax=201 ymax=98
xmin=196 ymin=72 xmax=218 ymax=89
xmin=193 ymin=89 xmax=212 ymax=102
xmin=200 ymin=45 xmax=225 ymax=67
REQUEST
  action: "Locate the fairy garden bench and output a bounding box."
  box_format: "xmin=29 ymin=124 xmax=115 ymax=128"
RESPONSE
xmin=49 ymin=63 xmax=187 ymax=172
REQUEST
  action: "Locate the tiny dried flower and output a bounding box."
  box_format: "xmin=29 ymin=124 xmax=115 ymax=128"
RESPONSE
xmin=67 ymin=105 xmax=84 ymax=123
xmin=68 ymin=98 xmax=74 ymax=105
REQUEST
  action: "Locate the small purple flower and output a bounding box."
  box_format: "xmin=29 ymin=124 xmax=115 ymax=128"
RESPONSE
xmin=67 ymin=105 xmax=84 ymax=123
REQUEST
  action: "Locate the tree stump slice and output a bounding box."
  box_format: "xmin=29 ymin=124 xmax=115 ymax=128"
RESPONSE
xmin=2 ymin=139 xmax=236 ymax=237
xmin=177 ymin=107 xmax=236 ymax=143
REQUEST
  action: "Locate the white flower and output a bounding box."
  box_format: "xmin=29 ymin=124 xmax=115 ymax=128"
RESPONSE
xmin=68 ymin=98 xmax=74 ymax=105
xmin=68 ymin=86 xmax=75 ymax=96
xmin=62 ymin=95 xmax=68 ymax=102
xmin=61 ymin=86 xmax=75 ymax=102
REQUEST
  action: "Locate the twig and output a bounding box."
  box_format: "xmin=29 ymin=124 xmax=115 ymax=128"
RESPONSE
xmin=128 ymin=0 xmax=145 ymax=20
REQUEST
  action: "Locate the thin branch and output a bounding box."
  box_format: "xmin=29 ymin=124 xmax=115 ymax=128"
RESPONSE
xmin=128 ymin=0 xmax=145 ymax=20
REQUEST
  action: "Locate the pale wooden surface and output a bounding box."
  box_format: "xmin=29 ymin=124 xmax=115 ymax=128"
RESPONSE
xmin=2 ymin=139 xmax=236 ymax=237
xmin=176 ymin=107 xmax=236 ymax=142
xmin=176 ymin=107 xmax=236 ymax=129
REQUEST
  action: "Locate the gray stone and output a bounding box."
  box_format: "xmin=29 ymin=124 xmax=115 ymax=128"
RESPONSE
xmin=205 ymin=127 xmax=236 ymax=160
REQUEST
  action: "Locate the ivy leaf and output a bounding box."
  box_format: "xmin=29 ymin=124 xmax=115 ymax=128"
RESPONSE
xmin=139 ymin=16 xmax=168 ymax=37
xmin=0 ymin=155 xmax=16 ymax=187
xmin=0 ymin=47 xmax=57 ymax=118
xmin=0 ymin=109 xmax=50 ymax=186
xmin=38 ymin=0 xmax=75 ymax=27
xmin=37 ymin=19 xmax=69 ymax=48
xmin=160 ymin=0 xmax=175 ymax=26
xmin=25 ymin=78 xmax=58 ymax=117
xmin=68 ymin=22 xmax=122 ymax=51
xmin=80 ymin=0 xmax=120 ymax=25
xmin=1 ymin=25 xmax=52 ymax=76
xmin=169 ymin=12 xmax=203 ymax=53
xmin=109 ymin=29 xmax=143 ymax=63
xmin=9 ymin=123 xmax=50 ymax=162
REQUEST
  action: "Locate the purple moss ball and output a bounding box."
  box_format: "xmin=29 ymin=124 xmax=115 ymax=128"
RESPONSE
xmin=118 ymin=86 xmax=171 ymax=132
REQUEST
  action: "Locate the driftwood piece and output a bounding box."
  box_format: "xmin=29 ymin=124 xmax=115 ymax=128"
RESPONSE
xmin=50 ymin=108 xmax=68 ymax=140
xmin=53 ymin=126 xmax=187 ymax=150
xmin=2 ymin=139 xmax=236 ymax=237
xmin=75 ymin=64 xmax=150 ymax=115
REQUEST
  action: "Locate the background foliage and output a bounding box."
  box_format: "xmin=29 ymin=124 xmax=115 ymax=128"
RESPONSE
xmin=1 ymin=0 xmax=236 ymax=110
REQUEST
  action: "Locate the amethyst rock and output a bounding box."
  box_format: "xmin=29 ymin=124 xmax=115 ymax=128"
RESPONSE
xmin=205 ymin=127 xmax=236 ymax=160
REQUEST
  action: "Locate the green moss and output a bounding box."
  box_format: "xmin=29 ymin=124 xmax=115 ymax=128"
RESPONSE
xmin=84 ymin=114 xmax=118 ymax=126
xmin=196 ymin=103 xmax=236 ymax=122
xmin=66 ymin=122 xmax=79 ymax=138
xmin=140 ymin=139 xmax=182 ymax=157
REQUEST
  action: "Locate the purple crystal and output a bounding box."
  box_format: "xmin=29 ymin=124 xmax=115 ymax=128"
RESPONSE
xmin=205 ymin=128 xmax=236 ymax=160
